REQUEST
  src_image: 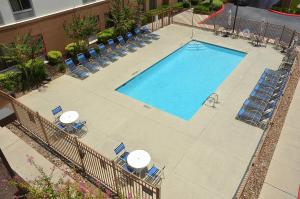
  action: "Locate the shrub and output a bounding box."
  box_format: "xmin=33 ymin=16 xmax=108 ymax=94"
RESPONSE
xmin=47 ymin=50 xmax=62 ymax=65
xmin=57 ymin=62 xmax=66 ymax=73
xmin=191 ymin=0 xmax=199 ymax=6
xmin=182 ymin=1 xmax=191 ymax=8
xmin=194 ymin=3 xmax=211 ymax=14
xmin=171 ymin=2 xmax=184 ymax=9
xmin=65 ymin=41 xmax=87 ymax=58
xmin=0 ymin=71 xmax=20 ymax=92
xmin=212 ymin=0 xmax=223 ymax=10
xmin=97 ymin=28 xmax=116 ymax=44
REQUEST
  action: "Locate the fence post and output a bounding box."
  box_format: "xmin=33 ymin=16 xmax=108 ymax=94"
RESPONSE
xmin=10 ymin=101 xmax=20 ymax=122
xmin=161 ymin=13 xmax=164 ymax=28
xmin=263 ymin=22 xmax=268 ymax=38
xmin=168 ymin=10 xmax=171 ymax=25
xmin=151 ymin=15 xmax=154 ymax=31
xmin=289 ymin=30 xmax=296 ymax=48
xmin=36 ymin=112 xmax=51 ymax=146
xmin=74 ymin=137 xmax=86 ymax=173
xmin=112 ymin=161 xmax=121 ymax=196
xmin=156 ymin=187 xmax=161 ymax=199
xmin=279 ymin=25 xmax=285 ymax=44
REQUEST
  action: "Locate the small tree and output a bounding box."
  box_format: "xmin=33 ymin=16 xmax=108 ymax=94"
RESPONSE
xmin=63 ymin=14 xmax=99 ymax=44
xmin=108 ymin=0 xmax=135 ymax=35
xmin=135 ymin=0 xmax=145 ymax=27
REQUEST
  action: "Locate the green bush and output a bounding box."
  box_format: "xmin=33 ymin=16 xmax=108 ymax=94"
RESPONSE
xmin=57 ymin=62 xmax=66 ymax=73
xmin=0 ymin=71 xmax=20 ymax=92
xmin=182 ymin=1 xmax=191 ymax=8
xmin=194 ymin=3 xmax=211 ymax=14
xmin=47 ymin=51 xmax=62 ymax=65
xmin=97 ymin=28 xmax=116 ymax=44
xmin=65 ymin=41 xmax=87 ymax=58
xmin=191 ymin=0 xmax=199 ymax=6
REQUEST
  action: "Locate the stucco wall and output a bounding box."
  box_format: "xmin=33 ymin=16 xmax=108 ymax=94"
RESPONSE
xmin=0 ymin=1 xmax=110 ymax=52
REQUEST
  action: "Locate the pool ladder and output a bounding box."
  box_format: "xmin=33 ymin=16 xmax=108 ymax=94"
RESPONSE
xmin=202 ymin=93 xmax=219 ymax=108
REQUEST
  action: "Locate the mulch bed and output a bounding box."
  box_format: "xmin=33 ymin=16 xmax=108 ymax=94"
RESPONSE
xmin=238 ymin=61 xmax=300 ymax=198
xmin=0 ymin=158 xmax=19 ymax=198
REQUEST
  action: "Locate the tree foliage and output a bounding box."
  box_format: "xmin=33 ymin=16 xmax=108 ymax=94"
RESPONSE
xmin=107 ymin=0 xmax=135 ymax=35
xmin=63 ymin=14 xmax=99 ymax=43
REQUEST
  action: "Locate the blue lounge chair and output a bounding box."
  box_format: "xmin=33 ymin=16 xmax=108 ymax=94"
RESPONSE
xmin=77 ymin=53 xmax=100 ymax=73
xmin=88 ymin=48 xmax=108 ymax=66
xmin=114 ymin=142 xmax=129 ymax=164
xmin=107 ymin=39 xmax=127 ymax=56
xmin=237 ymin=108 xmax=272 ymax=129
xmin=127 ymin=32 xmax=145 ymax=47
xmin=142 ymin=26 xmax=160 ymax=39
xmin=65 ymin=59 xmax=89 ymax=79
xmin=134 ymin=27 xmax=151 ymax=43
xmin=250 ymin=90 xmax=272 ymax=102
xmin=98 ymin=43 xmax=118 ymax=61
xmin=243 ymin=99 xmax=267 ymax=112
xmin=254 ymin=84 xmax=275 ymax=96
xmin=263 ymin=68 xmax=288 ymax=79
xmin=117 ymin=35 xmax=137 ymax=51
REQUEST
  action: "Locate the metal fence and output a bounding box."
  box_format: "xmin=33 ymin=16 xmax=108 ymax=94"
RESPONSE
xmin=172 ymin=9 xmax=300 ymax=48
xmin=0 ymin=91 xmax=160 ymax=199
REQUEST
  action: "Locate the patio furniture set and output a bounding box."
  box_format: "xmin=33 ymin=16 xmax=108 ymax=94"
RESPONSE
xmin=236 ymin=67 xmax=290 ymax=129
xmin=114 ymin=142 xmax=165 ymax=186
xmin=51 ymin=105 xmax=87 ymax=134
xmin=64 ymin=26 xmax=160 ymax=79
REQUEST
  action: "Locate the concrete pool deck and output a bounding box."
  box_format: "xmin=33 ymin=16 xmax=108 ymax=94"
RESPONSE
xmin=17 ymin=24 xmax=283 ymax=198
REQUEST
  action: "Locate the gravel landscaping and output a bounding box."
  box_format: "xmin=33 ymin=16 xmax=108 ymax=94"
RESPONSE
xmin=237 ymin=53 xmax=300 ymax=199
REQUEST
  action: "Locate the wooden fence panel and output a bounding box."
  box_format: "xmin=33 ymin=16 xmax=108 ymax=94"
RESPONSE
xmin=12 ymin=101 xmax=47 ymax=144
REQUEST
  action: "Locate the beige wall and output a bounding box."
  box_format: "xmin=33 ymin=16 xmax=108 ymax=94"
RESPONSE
xmin=0 ymin=1 xmax=110 ymax=52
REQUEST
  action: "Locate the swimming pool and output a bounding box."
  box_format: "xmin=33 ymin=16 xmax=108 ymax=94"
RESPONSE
xmin=117 ymin=40 xmax=246 ymax=120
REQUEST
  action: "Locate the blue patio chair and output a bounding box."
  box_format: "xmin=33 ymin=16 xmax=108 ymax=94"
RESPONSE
xmin=77 ymin=53 xmax=100 ymax=73
xmin=114 ymin=142 xmax=129 ymax=163
xmin=98 ymin=43 xmax=118 ymax=61
xmin=145 ymin=165 xmax=165 ymax=184
xmin=65 ymin=59 xmax=90 ymax=79
xmin=123 ymin=163 xmax=135 ymax=173
xmin=51 ymin=105 xmax=63 ymax=120
xmin=107 ymin=39 xmax=127 ymax=56
xmin=134 ymin=27 xmax=151 ymax=43
xmin=117 ymin=35 xmax=137 ymax=51
xmin=142 ymin=26 xmax=160 ymax=39
xmin=127 ymin=32 xmax=145 ymax=47
xmin=263 ymin=68 xmax=288 ymax=79
xmin=72 ymin=120 xmax=87 ymax=132
xmin=88 ymin=48 xmax=108 ymax=66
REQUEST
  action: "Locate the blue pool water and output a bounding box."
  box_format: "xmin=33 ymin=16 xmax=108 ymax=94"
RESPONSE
xmin=117 ymin=41 xmax=246 ymax=120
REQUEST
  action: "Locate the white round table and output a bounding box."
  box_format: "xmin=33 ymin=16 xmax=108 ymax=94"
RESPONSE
xmin=59 ymin=111 xmax=79 ymax=124
xmin=127 ymin=150 xmax=151 ymax=169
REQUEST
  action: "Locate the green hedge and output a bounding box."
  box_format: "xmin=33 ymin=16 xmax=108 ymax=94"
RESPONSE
xmin=47 ymin=50 xmax=62 ymax=65
xmin=0 ymin=71 xmax=20 ymax=92
xmin=97 ymin=28 xmax=116 ymax=44
xmin=182 ymin=1 xmax=191 ymax=8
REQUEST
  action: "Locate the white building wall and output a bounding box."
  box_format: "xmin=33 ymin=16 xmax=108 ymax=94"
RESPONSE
xmin=0 ymin=0 xmax=99 ymax=26
xmin=0 ymin=0 xmax=16 ymax=25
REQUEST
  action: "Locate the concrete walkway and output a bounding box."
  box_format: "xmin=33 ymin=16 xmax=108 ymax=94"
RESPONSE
xmin=259 ymin=78 xmax=300 ymax=198
xmin=0 ymin=127 xmax=66 ymax=183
